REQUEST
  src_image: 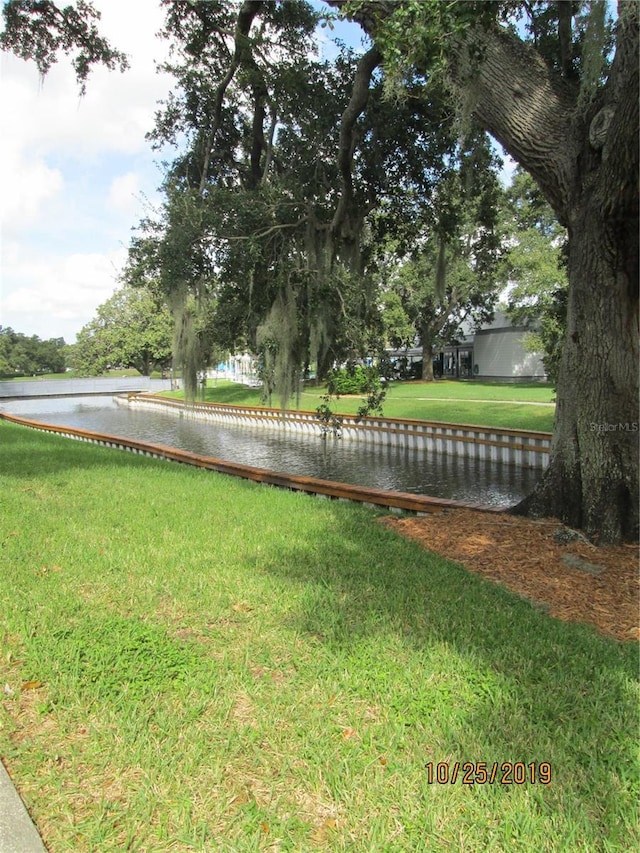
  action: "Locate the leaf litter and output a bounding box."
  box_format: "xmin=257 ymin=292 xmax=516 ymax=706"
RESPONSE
xmin=381 ymin=509 xmax=638 ymax=642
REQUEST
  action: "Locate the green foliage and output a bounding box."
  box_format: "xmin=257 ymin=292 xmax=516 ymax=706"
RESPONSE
xmin=314 ymin=393 xmax=344 ymax=437
xmin=343 ymin=0 xmax=493 ymax=100
xmin=126 ymin=0 xmax=483 ymax=404
xmin=131 ymin=3 xmax=351 ymax=399
xmin=322 ymin=363 xmax=387 ymax=424
xmin=348 ymin=0 xmax=616 ymax=103
xmin=0 ymin=0 xmax=128 ymax=94
xmin=72 ymin=283 xmax=173 ymax=376
xmin=501 ymin=169 xmax=568 ymax=384
xmin=0 ymin=326 xmax=67 ymax=377
xmin=355 ymin=383 xmax=386 ymax=420
xmin=327 ymin=363 xmax=380 ymax=396
xmin=507 ymin=0 xmax=615 ymax=101
xmin=379 ymin=289 xmax=415 ymax=349
xmin=377 ymin=129 xmax=503 ymax=380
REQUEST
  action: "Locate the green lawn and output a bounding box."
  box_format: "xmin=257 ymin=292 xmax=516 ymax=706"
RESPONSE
xmin=0 ymin=371 xmax=74 ymax=381
xmin=163 ymin=379 xmax=556 ymax=432
xmin=0 ymin=422 xmax=636 ymax=852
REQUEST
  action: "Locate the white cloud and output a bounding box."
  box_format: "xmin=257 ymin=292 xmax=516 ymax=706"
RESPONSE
xmin=0 ymin=147 xmax=63 ymax=232
xmin=0 ymin=0 xmax=173 ymax=344
xmin=108 ymin=172 xmax=142 ymax=216
xmin=0 ymin=0 xmax=173 ymax=158
xmin=1 ymin=244 xmax=127 ymax=341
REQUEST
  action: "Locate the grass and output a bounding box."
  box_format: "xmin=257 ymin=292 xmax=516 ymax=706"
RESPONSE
xmin=0 ymin=421 xmax=637 ymax=852
xmin=163 ymin=379 xmax=556 ymax=432
xmin=0 ymin=372 xmax=72 ymax=382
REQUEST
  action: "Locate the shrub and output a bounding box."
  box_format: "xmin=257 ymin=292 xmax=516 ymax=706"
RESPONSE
xmin=327 ymin=365 xmax=381 ymax=395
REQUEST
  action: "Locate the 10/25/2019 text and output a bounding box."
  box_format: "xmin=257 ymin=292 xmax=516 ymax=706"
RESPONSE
xmin=425 ymin=762 xmax=552 ymax=785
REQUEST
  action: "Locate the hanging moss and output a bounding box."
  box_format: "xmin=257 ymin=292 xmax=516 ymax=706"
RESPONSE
xmin=435 ymin=235 xmax=447 ymax=300
xmin=256 ymin=286 xmax=302 ymax=410
xmin=577 ymin=1 xmax=610 ymax=106
xmin=170 ymin=287 xmax=208 ymax=402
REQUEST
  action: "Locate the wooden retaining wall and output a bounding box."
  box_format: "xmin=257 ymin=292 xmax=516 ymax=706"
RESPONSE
xmin=122 ymin=394 xmax=551 ymax=470
xmin=0 ymin=411 xmax=506 ymax=516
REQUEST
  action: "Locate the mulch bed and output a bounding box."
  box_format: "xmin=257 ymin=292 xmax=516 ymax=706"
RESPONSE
xmin=380 ymin=509 xmax=639 ymax=643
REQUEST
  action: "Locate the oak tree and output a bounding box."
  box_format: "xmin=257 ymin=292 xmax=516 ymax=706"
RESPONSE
xmin=72 ymin=283 xmax=173 ymax=376
xmin=329 ymin=0 xmax=638 ymax=542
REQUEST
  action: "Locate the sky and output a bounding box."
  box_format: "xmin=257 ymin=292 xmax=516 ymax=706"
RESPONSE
xmin=0 ymin=0 xmax=178 ymax=344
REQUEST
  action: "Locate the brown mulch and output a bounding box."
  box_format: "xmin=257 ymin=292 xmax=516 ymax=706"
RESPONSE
xmin=380 ymin=509 xmax=639 ymax=643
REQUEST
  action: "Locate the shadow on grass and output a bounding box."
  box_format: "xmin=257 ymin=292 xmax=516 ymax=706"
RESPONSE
xmin=0 ymin=421 xmax=170 ymax=478
xmin=2 ymin=420 xmax=636 ymax=844
xmin=259 ymin=500 xmax=637 ymax=836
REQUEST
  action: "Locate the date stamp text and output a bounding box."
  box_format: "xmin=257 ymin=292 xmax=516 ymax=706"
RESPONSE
xmin=425 ymin=761 xmax=552 ymax=785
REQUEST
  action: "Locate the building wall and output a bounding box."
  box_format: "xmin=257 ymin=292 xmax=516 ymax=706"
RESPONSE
xmin=473 ymin=326 xmax=546 ymax=380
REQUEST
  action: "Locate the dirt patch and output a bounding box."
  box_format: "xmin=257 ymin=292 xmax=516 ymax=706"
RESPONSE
xmin=380 ymin=509 xmax=638 ymax=643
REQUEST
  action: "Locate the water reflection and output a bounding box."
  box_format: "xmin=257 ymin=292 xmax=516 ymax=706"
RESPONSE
xmin=1 ymin=395 xmax=540 ymax=507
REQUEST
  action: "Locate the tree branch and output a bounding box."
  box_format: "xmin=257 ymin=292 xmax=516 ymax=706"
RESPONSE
xmin=330 ymin=44 xmax=382 ymax=240
xmin=215 ymin=217 xmax=309 ymax=242
xmin=453 ymin=25 xmax=577 ymax=223
xmin=198 ymin=0 xmax=263 ymax=193
xmin=597 ymin=1 xmax=639 ymax=220
xmin=329 ymin=2 xmax=578 ymax=223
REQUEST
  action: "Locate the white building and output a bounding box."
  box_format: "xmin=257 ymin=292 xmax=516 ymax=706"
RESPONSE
xmin=468 ymin=310 xmax=546 ymax=381
xmin=391 ymin=310 xmax=547 ymax=382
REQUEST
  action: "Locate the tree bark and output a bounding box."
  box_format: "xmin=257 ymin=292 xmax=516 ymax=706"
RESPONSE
xmin=421 ymin=333 xmax=435 ymax=382
xmin=331 ymin=45 xmax=382 ymax=244
xmin=476 ymin=7 xmax=639 ymax=543
xmin=517 ymin=199 xmax=638 ymax=542
xmin=456 ymin=23 xmax=577 ymax=224
xmin=197 ymin=0 xmax=263 ymax=193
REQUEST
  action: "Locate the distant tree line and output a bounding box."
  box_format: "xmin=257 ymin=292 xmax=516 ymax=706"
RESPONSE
xmin=0 ymin=327 xmax=67 ymax=377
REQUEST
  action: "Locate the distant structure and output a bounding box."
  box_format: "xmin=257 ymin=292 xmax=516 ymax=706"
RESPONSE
xmin=389 ymin=310 xmax=547 ymax=382
xmin=212 ymin=311 xmax=547 ymax=387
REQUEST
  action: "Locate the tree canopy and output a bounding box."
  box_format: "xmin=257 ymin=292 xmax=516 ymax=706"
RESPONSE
xmin=501 ymin=168 xmax=568 ymax=384
xmin=0 ymin=326 xmax=67 ymax=377
xmin=72 ymin=283 xmax=173 ymax=376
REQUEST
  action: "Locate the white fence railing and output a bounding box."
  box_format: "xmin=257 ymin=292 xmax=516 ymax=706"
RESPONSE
xmin=121 ymin=394 xmax=551 ymax=469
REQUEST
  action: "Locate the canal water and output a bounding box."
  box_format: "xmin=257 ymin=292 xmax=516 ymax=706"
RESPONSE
xmin=1 ymin=395 xmax=541 ymax=507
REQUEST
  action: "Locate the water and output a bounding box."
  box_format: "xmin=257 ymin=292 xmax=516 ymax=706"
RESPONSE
xmin=1 ymin=395 xmax=540 ymax=507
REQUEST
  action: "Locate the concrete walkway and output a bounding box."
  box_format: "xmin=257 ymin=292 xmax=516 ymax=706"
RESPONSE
xmin=372 ymin=395 xmax=556 ymax=406
xmin=0 ymin=763 xmax=47 ymax=853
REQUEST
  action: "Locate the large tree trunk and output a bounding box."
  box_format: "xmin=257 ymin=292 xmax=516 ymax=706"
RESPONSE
xmin=454 ymin=7 xmax=639 ymax=543
xmin=517 ymin=204 xmax=639 ymax=542
xmin=421 ymin=329 xmax=435 ymax=382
